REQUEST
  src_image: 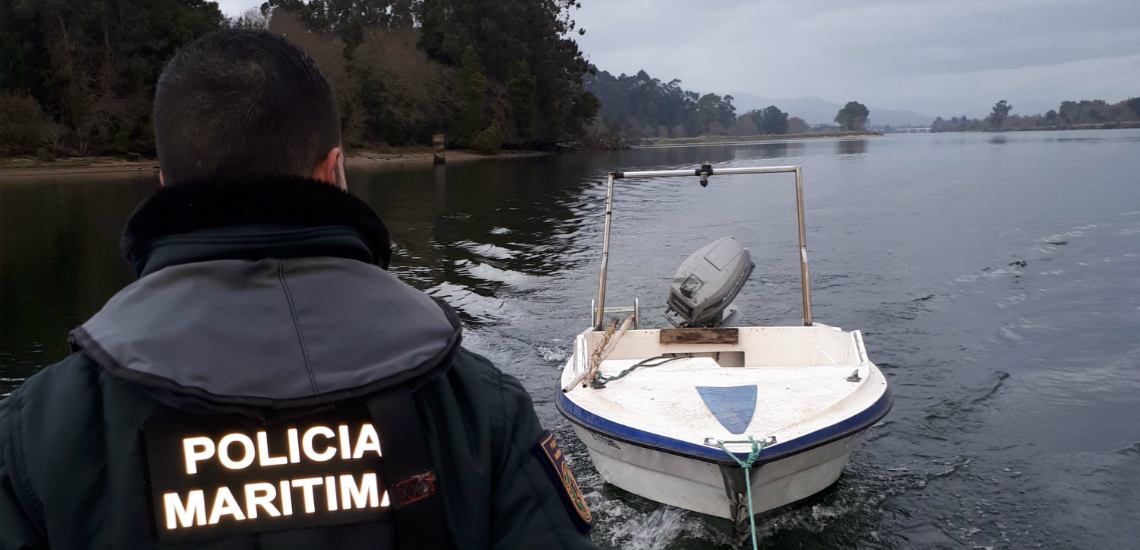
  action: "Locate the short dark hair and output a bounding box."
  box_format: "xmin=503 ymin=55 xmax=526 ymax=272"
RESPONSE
xmin=154 ymin=30 xmax=340 ymax=184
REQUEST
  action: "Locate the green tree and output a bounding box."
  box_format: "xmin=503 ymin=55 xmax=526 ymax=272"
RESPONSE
xmin=271 ymin=0 xmax=598 ymax=148
xmin=416 ymin=0 xmax=596 ymax=144
xmin=1127 ymin=97 xmax=1140 ymax=118
xmin=934 ymin=96 xmax=1139 ymax=133
xmin=470 ymin=120 xmax=502 ymax=153
xmin=458 ymin=45 xmax=488 ymax=145
xmin=0 ymin=0 xmax=224 ymax=155
xmin=760 ymin=105 xmax=789 ymax=134
xmin=691 ymin=93 xmax=735 ymax=135
xmin=506 ymin=60 xmax=536 ymax=139
xmin=987 ymin=100 xmax=1012 ymax=130
xmin=583 ymin=69 xmax=699 ymax=136
xmin=835 ymin=101 xmax=869 ymax=131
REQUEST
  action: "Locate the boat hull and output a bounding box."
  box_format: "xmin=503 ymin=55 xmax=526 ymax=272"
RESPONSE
xmin=561 ymin=401 xmax=868 ymax=524
xmin=556 ymin=324 xmax=891 ymax=526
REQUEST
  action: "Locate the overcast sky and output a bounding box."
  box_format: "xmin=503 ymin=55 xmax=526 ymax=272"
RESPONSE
xmin=218 ymin=0 xmax=1140 ymax=118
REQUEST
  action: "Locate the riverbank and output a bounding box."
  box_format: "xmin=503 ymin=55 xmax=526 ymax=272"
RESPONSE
xmin=634 ymin=131 xmax=879 ymax=148
xmin=931 ymin=120 xmax=1140 ymax=133
xmin=0 ymin=147 xmax=549 ymax=179
xmin=345 ymin=147 xmax=548 ymax=167
xmin=0 ymin=156 xmax=158 ymax=178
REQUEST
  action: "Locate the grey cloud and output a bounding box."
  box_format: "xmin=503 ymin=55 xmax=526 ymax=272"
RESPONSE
xmin=575 ymin=0 xmax=1140 ymax=116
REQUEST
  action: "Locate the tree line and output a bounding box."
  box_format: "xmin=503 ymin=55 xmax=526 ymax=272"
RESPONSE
xmin=933 ymin=97 xmax=1140 ymax=132
xmin=0 ymin=0 xmax=885 ymax=159
xmin=583 ymin=69 xmax=823 ymax=143
xmin=0 ymin=0 xmax=601 ymax=159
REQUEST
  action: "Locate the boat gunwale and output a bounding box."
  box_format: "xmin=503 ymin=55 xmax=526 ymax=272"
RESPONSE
xmin=557 ymin=383 xmax=893 ymax=466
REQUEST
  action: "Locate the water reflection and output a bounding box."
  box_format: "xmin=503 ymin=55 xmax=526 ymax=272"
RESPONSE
xmin=732 ymin=141 xmax=797 ymax=161
xmin=837 ymin=139 xmax=867 ymax=155
xmin=348 ymin=156 xmax=602 ymax=323
xmin=0 ymin=175 xmax=156 ymax=391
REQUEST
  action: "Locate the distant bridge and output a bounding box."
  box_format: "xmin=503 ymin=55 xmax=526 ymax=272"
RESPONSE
xmin=893 ymin=127 xmax=931 ymax=133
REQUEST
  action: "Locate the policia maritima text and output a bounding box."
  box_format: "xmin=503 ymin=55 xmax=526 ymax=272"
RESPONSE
xmin=0 ymin=30 xmax=601 ymax=550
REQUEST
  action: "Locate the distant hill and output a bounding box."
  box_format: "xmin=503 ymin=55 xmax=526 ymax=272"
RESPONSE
xmin=729 ymin=92 xmax=935 ymax=127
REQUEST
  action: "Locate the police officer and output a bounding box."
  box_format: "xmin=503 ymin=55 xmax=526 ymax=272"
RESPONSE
xmin=0 ymin=30 xmax=600 ymax=550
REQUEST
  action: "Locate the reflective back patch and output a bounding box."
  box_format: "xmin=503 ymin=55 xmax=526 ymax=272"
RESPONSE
xmin=142 ymin=409 xmax=390 ymax=543
xmin=532 ymin=430 xmax=591 ymax=533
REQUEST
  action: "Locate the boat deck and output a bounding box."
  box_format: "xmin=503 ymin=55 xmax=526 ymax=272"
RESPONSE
xmin=560 ymin=324 xmax=890 ymax=457
xmin=591 ymin=357 xmax=868 ymax=442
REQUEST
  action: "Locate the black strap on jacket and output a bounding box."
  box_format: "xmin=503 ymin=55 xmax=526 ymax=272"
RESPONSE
xmin=366 ymin=384 xmax=450 ymax=550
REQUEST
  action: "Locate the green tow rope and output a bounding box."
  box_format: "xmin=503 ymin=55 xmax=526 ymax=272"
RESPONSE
xmin=590 ymin=356 xmax=682 ymax=389
xmin=716 ymin=436 xmax=768 ymax=550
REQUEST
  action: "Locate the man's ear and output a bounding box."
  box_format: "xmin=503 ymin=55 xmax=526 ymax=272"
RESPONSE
xmin=313 ymin=147 xmax=345 ymax=190
xmin=159 ymin=171 xmax=165 ymax=186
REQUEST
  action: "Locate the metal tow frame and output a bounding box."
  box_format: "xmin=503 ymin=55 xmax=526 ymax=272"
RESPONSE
xmin=593 ymin=164 xmax=813 ymax=329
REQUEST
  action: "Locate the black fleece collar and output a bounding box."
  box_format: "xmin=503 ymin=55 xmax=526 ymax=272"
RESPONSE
xmin=121 ymin=176 xmax=392 ymax=275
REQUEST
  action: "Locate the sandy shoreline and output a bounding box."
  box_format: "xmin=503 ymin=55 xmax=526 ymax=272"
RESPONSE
xmin=345 ymin=149 xmax=548 ymax=167
xmin=0 ymin=159 xmax=160 ymax=179
xmin=0 ymin=149 xmax=549 ymax=179
xmin=632 ymin=132 xmax=880 ymax=149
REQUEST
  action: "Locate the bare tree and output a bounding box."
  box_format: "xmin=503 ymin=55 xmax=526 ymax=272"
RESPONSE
xmin=39 ymin=121 xmax=68 ymax=152
xmin=788 ymin=117 xmax=809 ymax=134
xmin=729 ymin=117 xmax=759 ymax=136
xmin=233 ymin=7 xmax=269 ymax=30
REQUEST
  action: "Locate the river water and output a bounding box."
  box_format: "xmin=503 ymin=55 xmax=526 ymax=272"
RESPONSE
xmin=2 ymin=130 xmax=1139 ymax=548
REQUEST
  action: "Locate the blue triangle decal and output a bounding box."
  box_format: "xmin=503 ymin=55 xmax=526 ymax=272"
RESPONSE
xmin=696 ymin=385 xmax=758 ymax=435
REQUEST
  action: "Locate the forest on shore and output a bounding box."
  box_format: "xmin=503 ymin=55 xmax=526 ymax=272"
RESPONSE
xmin=932 ymin=97 xmax=1140 ymax=132
xmin=0 ymin=0 xmax=876 ymax=163
xmin=9 ymin=0 xmax=1130 ymax=164
xmin=583 ymin=69 xmax=875 ymax=144
xmin=0 ymin=0 xmax=605 ymax=160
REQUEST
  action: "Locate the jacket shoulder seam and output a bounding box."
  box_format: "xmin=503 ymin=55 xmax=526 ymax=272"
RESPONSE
xmin=277 ymin=259 xmax=319 ymax=395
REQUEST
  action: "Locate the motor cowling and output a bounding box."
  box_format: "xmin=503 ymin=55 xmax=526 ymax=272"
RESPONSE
xmin=665 ymin=237 xmax=754 ymax=327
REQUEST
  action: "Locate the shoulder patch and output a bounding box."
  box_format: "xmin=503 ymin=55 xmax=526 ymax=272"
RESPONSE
xmin=531 ymin=430 xmax=591 ymax=533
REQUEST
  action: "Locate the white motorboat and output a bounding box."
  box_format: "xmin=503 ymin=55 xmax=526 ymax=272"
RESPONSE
xmin=558 ymin=164 xmax=892 ymax=531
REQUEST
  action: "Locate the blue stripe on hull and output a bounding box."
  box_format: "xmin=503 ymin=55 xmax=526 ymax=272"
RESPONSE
xmin=558 ymin=385 xmax=893 ymax=463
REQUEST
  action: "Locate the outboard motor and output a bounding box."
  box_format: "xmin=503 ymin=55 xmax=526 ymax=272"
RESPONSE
xmin=665 ymin=237 xmax=754 ymax=327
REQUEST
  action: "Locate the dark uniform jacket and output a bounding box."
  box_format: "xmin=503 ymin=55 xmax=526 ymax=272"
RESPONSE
xmin=0 ymin=177 xmax=599 ymax=550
